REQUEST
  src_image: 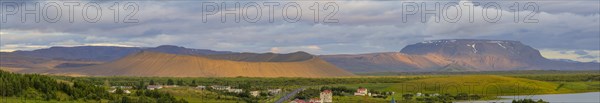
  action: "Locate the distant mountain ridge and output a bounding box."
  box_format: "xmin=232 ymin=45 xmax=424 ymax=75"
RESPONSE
xmin=50 ymin=51 xmax=354 ymax=77
xmin=1 ymin=39 xmax=598 ymax=74
xmin=7 ymin=45 xmax=234 ymax=61
xmin=321 ymin=39 xmax=599 ymax=72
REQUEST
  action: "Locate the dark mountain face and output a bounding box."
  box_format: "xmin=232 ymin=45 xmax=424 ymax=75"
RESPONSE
xmin=402 ymin=40 xmax=542 ymax=57
xmin=400 ymin=39 xmax=548 ymax=64
xmin=8 ymin=45 xmax=235 ymax=61
xmin=12 ymin=46 xmax=141 ymax=61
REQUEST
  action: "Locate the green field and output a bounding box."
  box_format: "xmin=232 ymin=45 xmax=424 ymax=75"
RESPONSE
xmin=2 ymin=70 xmax=599 ymax=103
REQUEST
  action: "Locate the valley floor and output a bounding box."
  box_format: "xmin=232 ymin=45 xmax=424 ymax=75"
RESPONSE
xmin=1 ymin=70 xmax=599 ymax=103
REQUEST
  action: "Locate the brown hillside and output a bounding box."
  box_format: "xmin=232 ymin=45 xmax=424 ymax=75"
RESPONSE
xmin=54 ymin=51 xmax=354 ymax=77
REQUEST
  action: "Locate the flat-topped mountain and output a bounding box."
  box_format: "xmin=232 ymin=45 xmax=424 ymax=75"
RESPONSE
xmin=204 ymin=51 xmax=314 ymax=62
xmin=322 ymin=39 xmax=599 ymax=72
xmin=51 ymin=51 xmax=355 ymax=77
xmin=402 ymin=39 xmax=543 ymax=58
xmin=8 ymin=45 xmax=234 ymax=61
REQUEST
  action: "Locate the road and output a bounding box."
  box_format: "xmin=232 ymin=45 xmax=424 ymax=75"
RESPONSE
xmin=275 ymin=87 xmax=306 ymax=103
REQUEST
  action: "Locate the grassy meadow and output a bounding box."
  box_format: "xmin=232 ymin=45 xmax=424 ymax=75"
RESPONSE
xmin=1 ymin=70 xmax=599 ymax=103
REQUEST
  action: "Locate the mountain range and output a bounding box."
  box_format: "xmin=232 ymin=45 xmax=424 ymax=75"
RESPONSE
xmin=49 ymin=51 xmax=353 ymax=77
xmin=321 ymin=39 xmax=599 ymax=72
xmin=1 ymin=39 xmax=598 ymax=77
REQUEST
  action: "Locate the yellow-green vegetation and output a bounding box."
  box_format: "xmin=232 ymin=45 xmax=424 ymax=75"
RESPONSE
xmin=158 ymin=87 xmax=240 ymax=103
xmin=3 ymin=70 xmax=599 ymax=103
xmin=554 ymin=82 xmax=600 ymax=92
xmin=386 ymin=75 xmax=592 ymax=100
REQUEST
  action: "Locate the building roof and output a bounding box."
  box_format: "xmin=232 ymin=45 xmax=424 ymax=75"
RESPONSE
xmin=322 ymin=90 xmax=332 ymax=94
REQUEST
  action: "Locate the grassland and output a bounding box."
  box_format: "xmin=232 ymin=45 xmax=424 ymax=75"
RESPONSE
xmin=2 ymin=70 xmax=599 ymax=103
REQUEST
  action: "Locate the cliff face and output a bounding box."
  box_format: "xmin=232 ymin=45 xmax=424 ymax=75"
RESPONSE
xmin=322 ymin=39 xmax=599 ymax=72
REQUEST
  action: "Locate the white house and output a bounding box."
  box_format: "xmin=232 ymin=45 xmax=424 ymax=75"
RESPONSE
xmin=228 ymin=89 xmax=243 ymax=93
xmin=211 ymin=85 xmax=231 ymax=91
xmin=320 ymin=90 xmax=332 ymax=103
xmin=268 ymin=89 xmax=281 ymax=94
xmin=196 ymin=85 xmax=206 ymax=90
xmin=354 ymin=87 xmax=368 ymax=96
xmin=147 ymin=85 xmax=163 ymax=90
xmin=111 ymin=86 xmax=133 ymax=89
xmin=250 ymin=91 xmax=260 ymax=97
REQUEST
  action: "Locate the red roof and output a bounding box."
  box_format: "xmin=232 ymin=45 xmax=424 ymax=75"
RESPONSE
xmin=322 ymin=90 xmax=332 ymax=93
xmin=293 ymin=99 xmax=306 ymax=103
xmin=357 ymin=88 xmax=367 ymax=91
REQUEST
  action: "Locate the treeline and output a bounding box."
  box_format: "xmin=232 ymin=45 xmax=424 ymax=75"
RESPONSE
xmin=0 ymin=70 xmax=109 ymax=101
xmin=0 ymin=70 xmax=187 ymax=103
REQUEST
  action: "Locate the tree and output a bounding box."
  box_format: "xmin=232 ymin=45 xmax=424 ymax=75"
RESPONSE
xmin=115 ymin=88 xmax=125 ymax=94
xmin=137 ymin=80 xmax=146 ymax=90
xmin=176 ymin=80 xmax=184 ymax=86
xmin=167 ymin=79 xmax=175 ymax=85
xmin=190 ymin=80 xmax=197 ymax=86
xmin=402 ymin=93 xmax=413 ymax=100
xmin=149 ymin=80 xmax=156 ymax=85
xmin=121 ymin=96 xmax=131 ymax=103
xmin=103 ymin=80 xmax=111 ymax=88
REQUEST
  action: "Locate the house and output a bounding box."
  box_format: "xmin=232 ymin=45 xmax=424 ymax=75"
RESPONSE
xmin=124 ymin=90 xmax=131 ymax=94
xmin=108 ymin=89 xmax=116 ymax=93
xmin=250 ymin=91 xmax=260 ymax=97
xmin=290 ymin=99 xmax=306 ymax=103
xmin=163 ymin=85 xmax=178 ymax=88
xmin=228 ymin=89 xmax=243 ymax=93
xmin=196 ymin=85 xmax=206 ymax=90
xmin=268 ymin=89 xmax=282 ymax=94
xmin=111 ymin=86 xmax=132 ymax=89
xmin=309 ymin=98 xmax=321 ymax=103
xmin=147 ymin=85 xmax=163 ymax=90
xmin=320 ymin=90 xmax=332 ymax=103
xmin=211 ymin=85 xmax=231 ymax=91
xmin=354 ymin=87 xmax=368 ymax=96
xmin=416 ymin=93 xmax=422 ymax=97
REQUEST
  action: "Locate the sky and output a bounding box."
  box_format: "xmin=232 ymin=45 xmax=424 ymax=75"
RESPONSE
xmin=0 ymin=0 xmax=599 ymax=62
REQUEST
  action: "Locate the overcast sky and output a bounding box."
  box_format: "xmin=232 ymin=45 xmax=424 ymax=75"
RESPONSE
xmin=1 ymin=0 xmax=599 ymax=62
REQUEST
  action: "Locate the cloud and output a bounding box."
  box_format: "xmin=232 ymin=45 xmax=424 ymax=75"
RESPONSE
xmin=540 ymin=49 xmax=600 ymax=62
xmin=0 ymin=0 xmax=598 ymax=59
xmin=574 ymin=50 xmax=588 ymax=55
xmin=269 ymin=45 xmax=321 ymax=54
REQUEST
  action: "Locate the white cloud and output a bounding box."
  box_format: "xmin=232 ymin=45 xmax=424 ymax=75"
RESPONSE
xmin=540 ymin=49 xmax=600 ymax=62
xmin=269 ymin=45 xmax=322 ymax=54
xmin=0 ymin=0 xmax=598 ymax=55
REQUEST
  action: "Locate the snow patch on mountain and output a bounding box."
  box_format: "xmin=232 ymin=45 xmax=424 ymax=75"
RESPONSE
xmin=467 ymin=44 xmax=477 ymax=53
